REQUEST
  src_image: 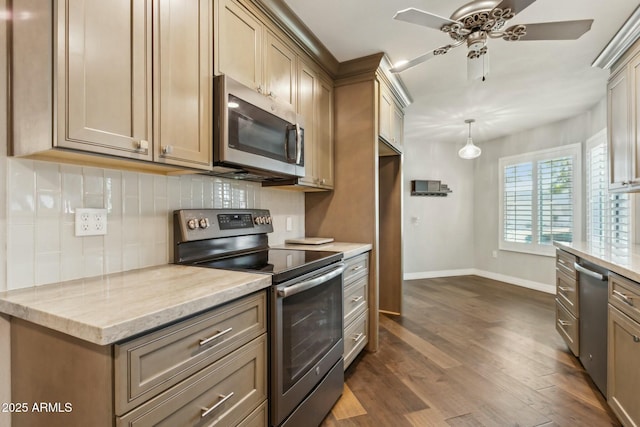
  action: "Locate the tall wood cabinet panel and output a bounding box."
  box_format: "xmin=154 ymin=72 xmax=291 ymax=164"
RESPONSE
xmin=153 ymin=0 xmax=212 ymax=168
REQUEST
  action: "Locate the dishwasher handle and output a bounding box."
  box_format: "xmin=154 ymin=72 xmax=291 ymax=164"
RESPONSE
xmin=574 ymin=262 xmax=607 ymax=281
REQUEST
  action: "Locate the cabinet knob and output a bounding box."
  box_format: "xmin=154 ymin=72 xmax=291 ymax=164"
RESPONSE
xmin=256 ymin=85 xmax=263 ymax=94
xmin=162 ymin=145 xmax=173 ymax=155
xmin=134 ymin=140 xmax=149 ymax=151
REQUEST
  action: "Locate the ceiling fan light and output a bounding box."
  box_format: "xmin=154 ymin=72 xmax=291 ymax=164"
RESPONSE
xmin=458 ymin=137 xmax=482 ymax=159
xmin=468 ymin=52 xmax=489 ymax=81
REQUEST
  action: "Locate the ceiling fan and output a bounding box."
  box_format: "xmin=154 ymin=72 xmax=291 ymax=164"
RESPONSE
xmin=390 ymin=0 xmax=593 ymax=80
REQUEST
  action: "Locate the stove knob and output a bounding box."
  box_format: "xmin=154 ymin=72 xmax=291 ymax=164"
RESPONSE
xmin=265 ymin=216 xmax=272 ymax=224
xmin=254 ymin=216 xmax=262 ymax=225
xmin=199 ymin=218 xmax=210 ymax=229
xmin=187 ymin=219 xmax=198 ymax=230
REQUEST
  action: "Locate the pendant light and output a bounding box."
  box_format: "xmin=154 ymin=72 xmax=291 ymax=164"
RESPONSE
xmin=458 ymin=119 xmax=481 ymax=160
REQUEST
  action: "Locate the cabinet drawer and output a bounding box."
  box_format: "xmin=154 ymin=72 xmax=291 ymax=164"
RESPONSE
xmin=344 ymin=253 xmax=369 ymax=285
xmin=556 ymin=269 xmax=579 ymax=317
xmin=607 ymin=305 xmax=640 ymax=427
xmin=344 ymin=275 xmax=367 ymax=326
xmin=344 ymin=309 xmax=368 ymax=370
xmin=555 ymin=299 xmax=579 ymax=357
xmin=117 ymin=334 xmax=267 ymax=427
xmin=556 ymin=249 xmax=577 ymax=279
xmin=609 ymin=272 xmax=640 ymax=323
xmin=115 ymin=291 xmax=267 ymax=415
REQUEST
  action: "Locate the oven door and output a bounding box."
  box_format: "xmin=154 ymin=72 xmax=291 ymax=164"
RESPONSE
xmin=270 ymin=262 xmax=345 ymax=426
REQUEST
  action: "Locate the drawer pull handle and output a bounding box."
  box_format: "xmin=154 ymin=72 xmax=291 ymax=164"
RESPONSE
xmin=199 ymin=327 xmax=233 ymax=347
xmin=613 ymin=290 xmax=634 ymax=307
xmin=558 ymin=258 xmax=567 ymax=265
xmin=352 ymin=332 xmax=364 ymax=343
xmin=634 ymin=336 xmax=640 ymax=343
xmin=351 ymin=295 xmax=364 ymax=303
xmin=558 ymin=320 xmax=571 ymax=327
xmin=351 ymin=265 xmax=364 ymax=272
xmin=558 ymin=286 xmax=572 ymax=292
xmin=201 ymin=392 xmax=234 ymax=418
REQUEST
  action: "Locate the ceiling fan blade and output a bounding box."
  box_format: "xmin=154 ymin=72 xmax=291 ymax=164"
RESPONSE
xmin=494 ymin=0 xmax=537 ymax=15
xmin=390 ymin=52 xmax=436 ymax=73
xmin=507 ymin=19 xmax=594 ymax=40
xmin=390 ymin=43 xmax=460 ymax=73
xmin=393 ymin=7 xmax=458 ymax=31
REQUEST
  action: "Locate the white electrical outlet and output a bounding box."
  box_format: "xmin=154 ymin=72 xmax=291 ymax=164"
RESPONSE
xmin=75 ymin=208 xmax=108 ymax=236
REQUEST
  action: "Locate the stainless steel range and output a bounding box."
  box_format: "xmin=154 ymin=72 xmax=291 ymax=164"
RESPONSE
xmin=174 ymin=209 xmax=345 ymax=427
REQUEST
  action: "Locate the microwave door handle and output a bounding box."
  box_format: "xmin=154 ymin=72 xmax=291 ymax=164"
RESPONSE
xmin=285 ymin=124 xmax=295 ymax=163
xmin=295 ymin=123 xmax=302 ymax=165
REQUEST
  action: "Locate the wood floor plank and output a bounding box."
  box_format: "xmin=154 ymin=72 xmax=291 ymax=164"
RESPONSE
xmin=321 ymin=277 xmax=621 ymax=427
xmin=330 ymin=383 xmax=367 ymax=420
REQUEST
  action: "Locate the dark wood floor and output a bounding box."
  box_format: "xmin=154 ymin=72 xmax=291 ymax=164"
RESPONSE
xmin=321 ymin=275 xmax=621 ymax=427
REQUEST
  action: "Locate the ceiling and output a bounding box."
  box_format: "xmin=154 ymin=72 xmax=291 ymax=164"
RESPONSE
xmin=282 ymin=0 xmax=639 ymax=147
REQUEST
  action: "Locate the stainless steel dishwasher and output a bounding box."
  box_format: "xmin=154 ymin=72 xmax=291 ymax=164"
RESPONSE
xmin=574 ymin=259 xmax=609 ymax=395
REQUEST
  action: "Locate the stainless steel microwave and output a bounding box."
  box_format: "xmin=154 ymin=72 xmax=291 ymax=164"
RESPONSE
xmin=212 ymin=75 xmax=305 ymax=181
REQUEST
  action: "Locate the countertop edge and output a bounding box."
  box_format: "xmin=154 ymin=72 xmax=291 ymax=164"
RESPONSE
xmin=554 ymin=241 xmax=640 ymax=283
xmin=0 ymin=271 xmax=272 ymax=346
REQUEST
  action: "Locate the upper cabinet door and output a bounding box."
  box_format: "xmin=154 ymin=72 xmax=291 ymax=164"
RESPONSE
xmin=608 ymin=66 xmax=631 ymax=190
xmin=315 ymin=75 xmax=334 ymax=188
xmin=216 ymin=0 xmax=263 ymax=92
xmin=297 ymin=58 xmax=317 ymax=187
xmin=392 ymin=105 xmax=404 ymax=149
xmin=378 ymin=85 xmax=393 ymax=143
xmin=265 ymin=31 xmax=297 ymax=111
xmin=153 ymin=0 xmax=212 ymax=169
xmin=59 ymin=0 xmax=153 ymax=160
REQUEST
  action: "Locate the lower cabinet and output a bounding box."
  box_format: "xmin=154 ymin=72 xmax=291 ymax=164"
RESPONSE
xmin=342 ymin=252 xmax=370 ymax=369
xmin=10 ymin=291 xmax=267 ymax=427
xmin=608 ymin=272 xmax=640 ymax=427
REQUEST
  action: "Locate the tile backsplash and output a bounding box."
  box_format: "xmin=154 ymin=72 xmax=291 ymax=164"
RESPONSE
xmin=5 ymin=158 xmax=305 ymax=291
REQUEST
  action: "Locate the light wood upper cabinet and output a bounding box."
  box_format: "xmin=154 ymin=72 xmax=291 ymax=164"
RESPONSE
xmin=607 ymin=47 xmax=640 ymax=191
xmin=12 ymin=0 xmax=211 ymax=172
xmin=215 ymin=0 xmax=263 ymax=92
xmin=315 ymin=75 xmax=334 ymax=188
xmin=153 ymin=0 xmax=212 ymax=169
xmin=378 ymin=81 xmax=404 ymax=152
xmin=216 ymin=0 xmax=297 ymax=111
xmin=63 ymin=0 xmax=152 ymax=159
xmin=296 ymin=58 xmax=333 ymax=189
xmin=265 ymin=31 xmax=297 ymax=111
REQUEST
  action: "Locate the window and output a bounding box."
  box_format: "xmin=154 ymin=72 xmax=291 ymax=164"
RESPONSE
xmin=499 ymin=143 xmax=582 ymax=256
xmin=586 ymin=130 xmax=630 ymax=256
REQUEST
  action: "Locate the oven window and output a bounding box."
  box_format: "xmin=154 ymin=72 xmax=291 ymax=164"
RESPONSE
xmin=281 ymin=275 xmax=342 ymax=391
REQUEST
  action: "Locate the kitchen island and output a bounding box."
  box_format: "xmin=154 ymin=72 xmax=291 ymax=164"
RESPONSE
xmin=0 ymin=265 xmax=272 ymax=427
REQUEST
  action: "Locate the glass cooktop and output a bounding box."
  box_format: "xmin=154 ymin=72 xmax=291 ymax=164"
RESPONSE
xmin=194 ymin=249 xmax=342 ymax=283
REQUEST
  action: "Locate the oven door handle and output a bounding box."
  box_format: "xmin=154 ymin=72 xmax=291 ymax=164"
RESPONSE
xmin=277 ymin=263 xmax=346 ymax=298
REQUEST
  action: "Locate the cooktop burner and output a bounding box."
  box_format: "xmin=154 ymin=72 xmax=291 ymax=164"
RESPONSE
xmin=194 ymin=249 xmax=342 ymax=283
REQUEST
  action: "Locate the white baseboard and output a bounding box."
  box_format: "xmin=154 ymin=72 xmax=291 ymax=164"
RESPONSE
xmin=404 ymin=268 xmax=555 ymax=294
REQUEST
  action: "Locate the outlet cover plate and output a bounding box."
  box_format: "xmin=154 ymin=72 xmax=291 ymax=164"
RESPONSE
xmin=75 ymin=208 xmax=107 ymax=236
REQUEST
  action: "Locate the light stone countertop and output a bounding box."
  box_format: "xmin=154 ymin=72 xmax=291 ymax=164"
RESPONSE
xmin=0 ymin=265 xmax=271 ymax=345
xmin=555 ymin=241 xmax=640 ymax=282
xmin=273 ymin=242 xmax=372 ymax=259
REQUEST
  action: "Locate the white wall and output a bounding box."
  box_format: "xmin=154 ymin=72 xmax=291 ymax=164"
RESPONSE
xmin=473 ymin=99 xmax=606 ymax=288
xmin=403 ymin=99 xmax=608 ymax=291
xmin=403 ymin=137 xmax=475 ymax=277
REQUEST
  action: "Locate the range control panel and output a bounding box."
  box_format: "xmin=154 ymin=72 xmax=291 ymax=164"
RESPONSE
xmin=174 ymin=209 xmax=273 ymax=242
